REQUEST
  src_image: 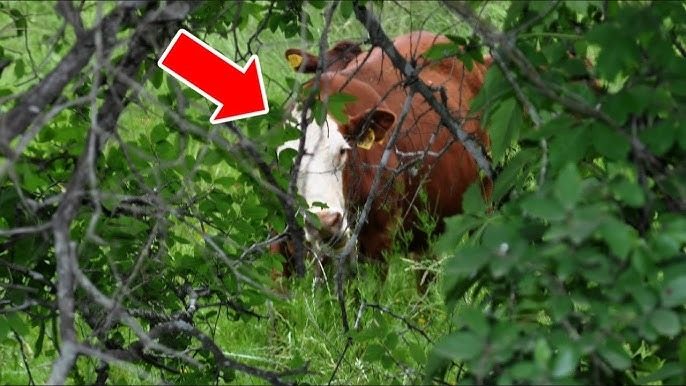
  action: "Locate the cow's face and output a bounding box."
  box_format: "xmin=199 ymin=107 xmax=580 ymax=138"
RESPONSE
xmin=279 ymin=112 xmax=351 ymax=247
xmin=280 ymin=47 xmax=396 ymax=251
xmin=278 ymin=108 xmax=396 ymax=250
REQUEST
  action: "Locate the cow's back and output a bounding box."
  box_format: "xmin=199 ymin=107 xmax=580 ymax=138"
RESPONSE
xmin=335 ymin=31 xmax=491 ymax=225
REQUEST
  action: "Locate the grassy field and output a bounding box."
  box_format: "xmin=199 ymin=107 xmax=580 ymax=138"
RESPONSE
xmin=0 ymin=1 xmax=507 ymax=384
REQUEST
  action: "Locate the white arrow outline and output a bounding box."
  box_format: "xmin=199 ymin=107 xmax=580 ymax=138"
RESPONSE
xmin=157 ymin=29 xmax=269 ymax=124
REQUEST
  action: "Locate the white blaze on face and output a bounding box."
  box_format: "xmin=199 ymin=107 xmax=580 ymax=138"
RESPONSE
xmin=278 ymin=112 xmax=351 ymax=243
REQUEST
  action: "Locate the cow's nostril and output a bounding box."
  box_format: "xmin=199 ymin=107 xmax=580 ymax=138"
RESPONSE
xmin=318 ymin=211 xmax=343 ymax=233
xmin=330 ymin=212 xmax=342 ymax=227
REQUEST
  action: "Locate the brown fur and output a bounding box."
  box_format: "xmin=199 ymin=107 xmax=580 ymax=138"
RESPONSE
xmin=274 ymin=31 xmax=492 ymax=288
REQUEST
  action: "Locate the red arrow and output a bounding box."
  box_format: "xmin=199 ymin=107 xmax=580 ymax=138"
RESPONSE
xmin=157 ymin=29 xmax=269 ymax=124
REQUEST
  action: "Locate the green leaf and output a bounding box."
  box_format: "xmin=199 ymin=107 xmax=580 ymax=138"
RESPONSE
xmin=587 ymin=23 xmax=640 ymax=81
xmin=107 ymin=217 xmax=150 ymax=237
xmin=564 ymin=0 xmax=600 ymax=14
xmin=487 ymin=98 xmax=523 ymax=164
xmin=5 ymin=313 xmax=29 ymax=336
xmin=455 ymin=306 xmax=489 ymax=338
xmin=661 ymin=276 xmax=686 ymax=308
xmin=308 ymin=0 xmax=326 ymax=9
xmin=591 ymin=123 xmax=630 ymax=160
xmin=433 ymin=331 xmax=485 ymax=361
xmin=549 ymin=295 xmax=574 ymax=322
xmin=552 ymin=345 xmax=579 ymax=378
xmin=443 ymin=246 xmax=488 ymax=279
xmin=678 ymin=121 xmax=686 ymax=151
xmin=363 ymin=343 xmax=386 ymax=362
xmin=521 ymin=196 xmax=566 ymax=222
xmin=598 ymin=340 xmax=631 ymax=370
xmin=151 ymin=67 xmax=163 ymax=89
xmin=13 ymin=59 xmax=24 ymax=78
xmin=150 ymin=124 xmax=168 ymax=143
xmin=242 ymin=198 xmax=268 ymax=220
xmin=470 ymin=67 xmax=509 ymax=115
xmin=442 ymin=246 xmax=488 ymax=308
xmin=408 ymin=340 xmax=426 ymax=364
xmin=640 ymin=120 xmax=677 ymax=156
xmin=34 ymin=320 xmax=45 ymax=358
xmin=637 ymin=363 xmax=684 ymax=384
xmin=632 ymin=288 xmax=657 ymax=313
xmin=680 ymin=337 xmax=686 ymax=364
xmin=598 ymin=218 xmax=636 ymax=260
xmin=435 ymin=214 xmax=483 ymax=254
xmin=424 ymin=351 xmax=451 ymax=383
xmin=312 ymin=99 xmax=326 ymax=125
xmin=9 ymin=9 xmax=26 ymax=37
xmin=509 ymin=361 xmax=536 ymax=380
xmin=612 ymin=178 xmax=645 ymax=208
xmin=339 ymin=0 xmax=353 ymax=19
xmin=534 ymin=338 xmax=552 ymax=368
xmin=649 ymin=309 xmax=680 ymax=337
xmin=492 ymin=148 xmax=537 ymax=203
xmin=0 ymin=315 xmax=10 ymax=339
xmin=423 ymin=42 xmax=461 ymax=61
xmin=548 ymin=125 xmax=590 ymax=172
xmin=461 ymin=183 xmax=485 ymax=215
xmin=327 ymin=92 xmax=356 ymax=123
xmin=554 ymin=164 xmax=582 ymax=210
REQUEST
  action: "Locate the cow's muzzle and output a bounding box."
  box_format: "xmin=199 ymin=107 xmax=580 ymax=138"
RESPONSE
xmin=308 ymin=210 xmax=348 ymax=248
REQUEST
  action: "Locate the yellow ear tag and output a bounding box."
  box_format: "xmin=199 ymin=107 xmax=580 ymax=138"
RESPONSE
xmin=287 ymin=54 xmax=303 ymax=69
xmin=357 ymin=130 xmax=375 ymax=150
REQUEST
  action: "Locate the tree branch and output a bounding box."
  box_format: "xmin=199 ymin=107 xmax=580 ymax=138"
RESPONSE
xmin=352 ymin=2 xmax=493 ymax=178
xmin=47 ymin=2 xmax=198 ymax=382
xmin=0 ymin=1 xmax=150 ymax=150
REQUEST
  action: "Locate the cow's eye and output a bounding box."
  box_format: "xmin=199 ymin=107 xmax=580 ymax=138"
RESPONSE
xmin=336 ymin=147 xmax=349 ymax=167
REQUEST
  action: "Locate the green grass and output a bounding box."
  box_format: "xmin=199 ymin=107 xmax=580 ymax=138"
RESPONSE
xmin=0 ymin=1 xmax=508 ymax=384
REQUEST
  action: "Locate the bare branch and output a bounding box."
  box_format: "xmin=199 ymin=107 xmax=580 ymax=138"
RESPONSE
xmin=14 ymin=329 xmax=35 ymax=385
xmin=0 ymin=1 xmax=150 ymax=149
xmin=47 ymin=2 xmax=199 ymax=382
xmin=55 ymin=1 xmax=85 ymax=36
xmin=288 ymin=1 xmax=342 ymax=276
xmin=0 ymin=222 xmax=52 ymax=237
xmin=148 ymin=320 xmax=305 ymax=385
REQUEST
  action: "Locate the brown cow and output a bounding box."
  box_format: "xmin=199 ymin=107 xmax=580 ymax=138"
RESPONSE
xmin=276 ymin=31 xmax=491 ymax=290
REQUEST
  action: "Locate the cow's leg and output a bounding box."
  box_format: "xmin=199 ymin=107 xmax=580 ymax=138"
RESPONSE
xmin=268 ymin=238 xmax=296 ymax=294
xmin=358 ymin=228 xmax=392 ymax=281
xmin=410 ymin=251 xmax=435 ymax=295
xmin=407 ymin=225 xmax=439 ymax=294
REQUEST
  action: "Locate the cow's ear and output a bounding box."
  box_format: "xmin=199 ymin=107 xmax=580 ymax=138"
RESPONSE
xmin=325 ymin=41 xmax=362 ymax=71
xmin=285 ymin=49 xmax=319 ymax=73
xmin=349 ymin=109 xmax=396 ymax=150
xmin=285 ymin=41 xmax=361 ymax=73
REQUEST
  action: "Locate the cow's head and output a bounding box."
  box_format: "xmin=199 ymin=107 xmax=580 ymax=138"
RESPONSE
xmin=278 ymin=48 xmax=396 ymax=249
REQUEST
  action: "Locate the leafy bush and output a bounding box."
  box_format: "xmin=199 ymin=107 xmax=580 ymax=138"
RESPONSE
xmin=431 ymin=1 xmax=686 ymax=384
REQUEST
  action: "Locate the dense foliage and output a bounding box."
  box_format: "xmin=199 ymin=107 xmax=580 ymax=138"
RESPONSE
xmin=431 ymin=1 xmax=686 ymax=384
xmin=0 ymin=0 xmax=684 ymax=384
